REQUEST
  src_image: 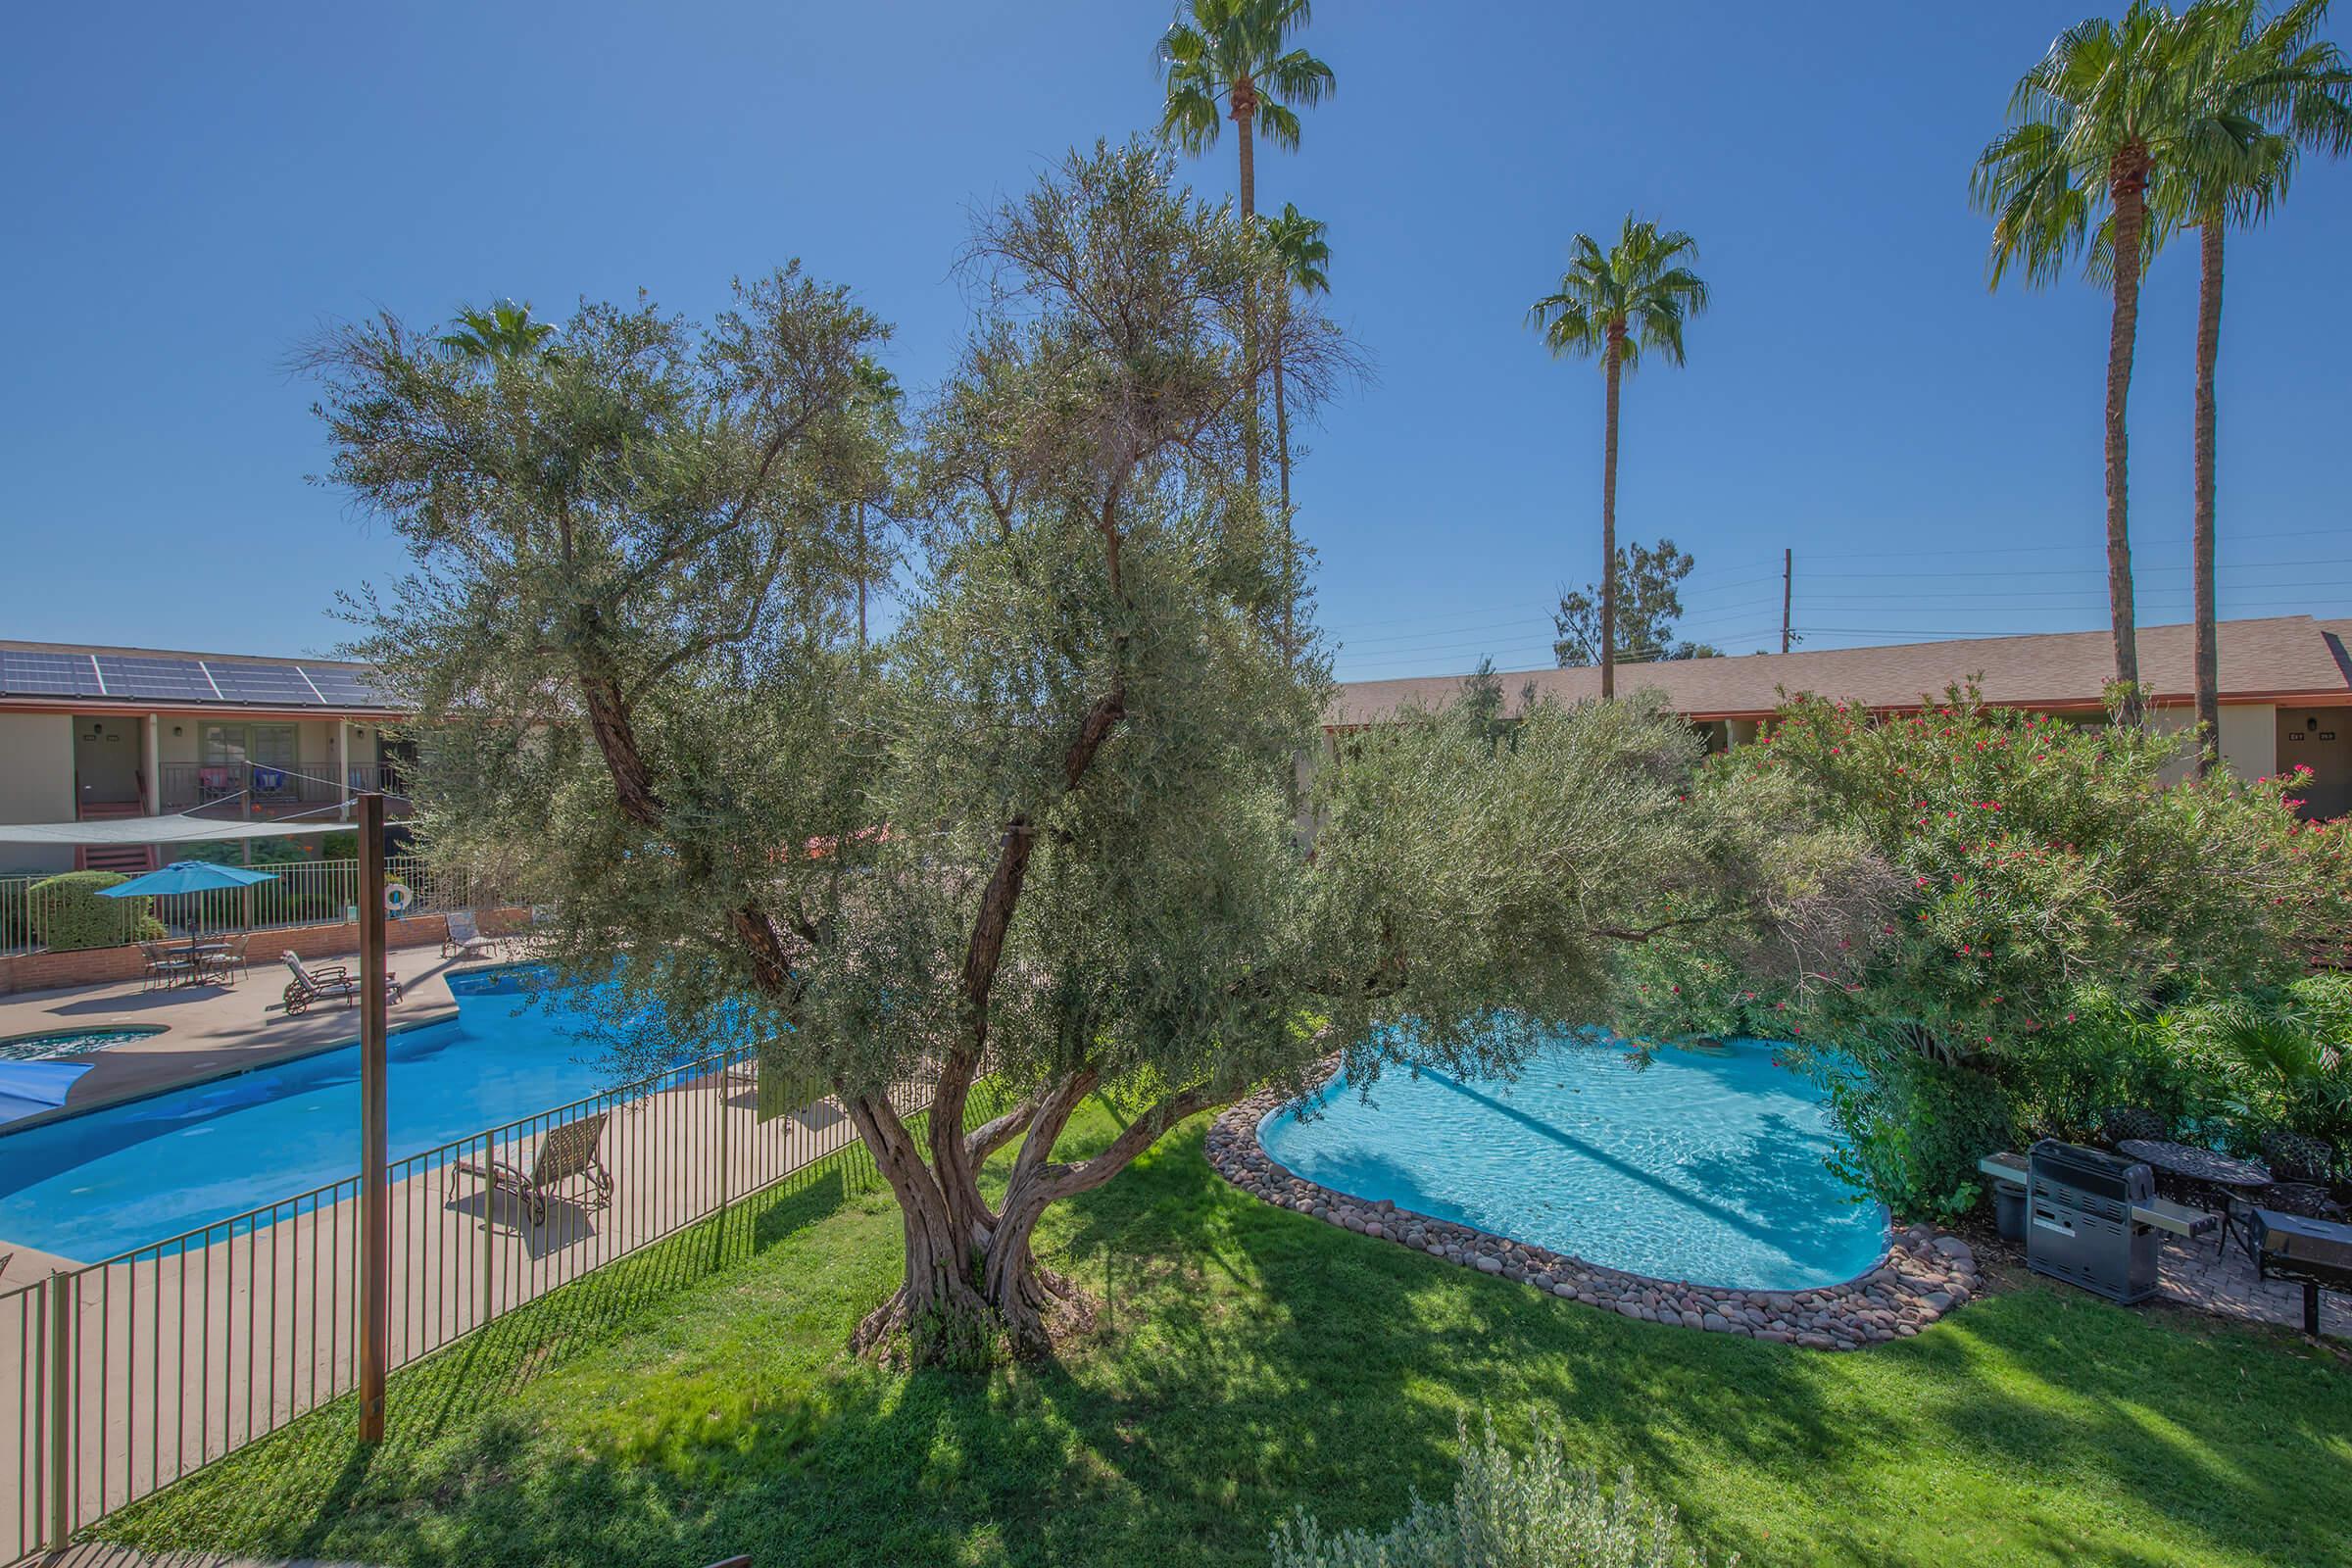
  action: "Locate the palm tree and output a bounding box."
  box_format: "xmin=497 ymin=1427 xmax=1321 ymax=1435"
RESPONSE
xmin=2160 ymin=0 xmax=2352 ymax=770
xmin=848 ymin=358 xmax=904 ymax=647
xmin=1156 ymin=0 xmax=1335 ymax=221
xmin=1973 ymin=3 xmax=2215 ymax=728
xmin=434 ymin=300 xmax=553 ymax=361
xmin=1526 ymin=219 xmax=1709 ymax=701
xmin=1158 ymin=0 xmax=1334 ymax=494
xmin=1261 ymin=202 xmax=1329 ymax=654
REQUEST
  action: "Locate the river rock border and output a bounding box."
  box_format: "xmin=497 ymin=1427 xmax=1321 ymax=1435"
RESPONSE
xmin=1205 ymin=1075 xmax=1981 ymax=1350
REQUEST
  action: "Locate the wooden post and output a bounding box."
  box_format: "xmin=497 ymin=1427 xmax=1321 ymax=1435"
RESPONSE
xmin=357 ymin=792 xmax=390 ymax=1444
xmin=1781 ymin=548 xmax=1793 ymax=655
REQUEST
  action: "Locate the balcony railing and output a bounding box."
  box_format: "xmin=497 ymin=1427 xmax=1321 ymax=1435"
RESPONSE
xmin=154 ymin=761 xmax=403 ymax=814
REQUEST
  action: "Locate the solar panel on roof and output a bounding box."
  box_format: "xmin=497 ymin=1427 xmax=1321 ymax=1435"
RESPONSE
xmin=93 ymin=656 xmax=216 ymax=703
xmin=0 ymin=651 xmax=105 ymax=698
xmin=300 ymin=665 xmax=389 ymax=707
xmin=203 ymin=662 xmax=321 ymax=706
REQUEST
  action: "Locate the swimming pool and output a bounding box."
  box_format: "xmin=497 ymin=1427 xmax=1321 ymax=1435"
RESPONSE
xmin=1258 ymin=1036 xmax=1887 ymax=1292
xmin=0 ymin=1025 xmax=165 ymax=1061
xmin=0 ymin=966 xmax=666 ymax=1262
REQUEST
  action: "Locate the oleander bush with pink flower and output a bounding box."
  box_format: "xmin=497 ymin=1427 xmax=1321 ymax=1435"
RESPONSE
xmin=1611 ymin=686 xmax=2352 ymax=1217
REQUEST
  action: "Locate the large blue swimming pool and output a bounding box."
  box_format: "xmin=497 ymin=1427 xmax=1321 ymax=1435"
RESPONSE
xmin=0 ymin=966 xmax=652 ymax=1263
xmin=1259 ymin=1036 xmax=1887 ymax=1292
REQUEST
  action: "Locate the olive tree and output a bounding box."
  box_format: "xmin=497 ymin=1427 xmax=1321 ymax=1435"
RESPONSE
xmin=322 ymin=142 xmax=1814 ymax=1364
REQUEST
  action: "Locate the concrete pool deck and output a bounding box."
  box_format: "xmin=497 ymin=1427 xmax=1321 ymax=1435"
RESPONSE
xmin=0 ymin=954 xmax=491 ymax=1291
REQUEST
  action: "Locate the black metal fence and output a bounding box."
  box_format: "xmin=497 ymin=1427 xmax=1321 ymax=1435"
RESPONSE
xmin=3 ymin=1049 xmax=942 ymax=1558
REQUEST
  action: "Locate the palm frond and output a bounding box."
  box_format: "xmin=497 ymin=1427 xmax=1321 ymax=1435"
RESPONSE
xmin=1526 ymin=216 xmax=1706 ymax=371
xmin=1262 ymin=202 xmax=1332 ymax=293
xmin=1155 ymin=0 xmax=1334 ymax=162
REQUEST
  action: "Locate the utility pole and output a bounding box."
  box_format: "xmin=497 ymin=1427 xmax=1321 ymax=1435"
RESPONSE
xmin=357 ymin=792 xmax=389 ymax=1445
xmin=1781 ymin=548 xmax=1793 ymax=655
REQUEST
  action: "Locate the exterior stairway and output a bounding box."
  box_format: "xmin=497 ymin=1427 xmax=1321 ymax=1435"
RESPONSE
xmin=74 ymin=801 xmax=157 ymax=875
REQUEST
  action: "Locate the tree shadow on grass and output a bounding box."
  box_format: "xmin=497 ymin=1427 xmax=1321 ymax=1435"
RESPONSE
xmin=90 ymin=1112 xmax=2352 ymax=1568
xmin=1043 ymin=1120 xmax=2352 ymax=1567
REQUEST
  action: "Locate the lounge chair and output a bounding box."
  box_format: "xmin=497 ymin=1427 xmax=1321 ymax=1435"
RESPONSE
xmin=440 ymin=909 xmax=502 ymax=963
xmin=278 ymin=951 xmax=403 ymax=1015
xmin=459 ymin=1112 xmax=613 ymax=1225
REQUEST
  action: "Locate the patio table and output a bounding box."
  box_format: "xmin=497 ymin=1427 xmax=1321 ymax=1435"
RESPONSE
xmin=171 ymin=940 xmax=232 ymax=988
xmin=2118 ymin=1139 xmax=2271 ymax=1252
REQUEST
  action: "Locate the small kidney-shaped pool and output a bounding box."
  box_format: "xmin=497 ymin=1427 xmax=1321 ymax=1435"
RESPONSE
xmin=1259 ymin=1035 xmax=1888 ymax=1293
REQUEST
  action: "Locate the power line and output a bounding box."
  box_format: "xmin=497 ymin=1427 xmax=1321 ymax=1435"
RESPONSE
xmin=1315 ymin=526 xmax=2352 ymax=631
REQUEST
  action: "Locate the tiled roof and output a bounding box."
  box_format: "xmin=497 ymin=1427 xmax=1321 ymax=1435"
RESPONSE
xmin=1329 ymin=615 xmax=2352 ymax=726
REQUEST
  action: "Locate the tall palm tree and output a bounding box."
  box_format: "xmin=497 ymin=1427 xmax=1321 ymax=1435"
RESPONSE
xmin=848 ymin=358 xmax=903 ymax=648
xmin=434 ymin=300 xmax=553 ymax=361
xmin=1261 ymin=202 xmax=1329 ymax=654
xmin=1527 ymin=219 xmax=1709 ymax=701
xmin=1158 ymin=0 xmax=1334 ymax=494
xmin=1973 ymin=3 xmax=2214 ymax=728
xmin=1157 ymin=0 xmax=1335 ymax=221
xmin=2160 ymin=0 xmax=2352 ymax=770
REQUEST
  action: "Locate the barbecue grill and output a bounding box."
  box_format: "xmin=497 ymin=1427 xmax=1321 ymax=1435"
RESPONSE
xmin=2248 ymin=1206 xmax=2352 ymax=1337
xmin=2024 ymin=1141 xmax=2158 ymax=1301
xmin=2004 ymin=1141 xmax=2219 ymax=1304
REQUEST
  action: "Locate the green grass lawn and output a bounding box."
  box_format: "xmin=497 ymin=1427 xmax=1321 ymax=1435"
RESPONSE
xmin=97 ymin=1102 xmax=2350 ymax=1567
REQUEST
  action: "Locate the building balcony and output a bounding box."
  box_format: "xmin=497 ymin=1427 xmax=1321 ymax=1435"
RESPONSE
xmin=150 ymin=761 xmax=411 ymax=817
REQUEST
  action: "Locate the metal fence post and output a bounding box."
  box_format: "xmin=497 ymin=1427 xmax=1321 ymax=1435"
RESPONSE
xmin=47 ymin=1271 xmax=73 ymax=1549
xmin=713 ymin=1059 xmax=734 ymax=1262
xmin=480 ymin=1136 xmax=497 ymax=1333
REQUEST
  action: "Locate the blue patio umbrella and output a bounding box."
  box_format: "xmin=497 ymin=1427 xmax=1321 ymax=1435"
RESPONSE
xmin=99 ymin=859 xmax=280 ymax=936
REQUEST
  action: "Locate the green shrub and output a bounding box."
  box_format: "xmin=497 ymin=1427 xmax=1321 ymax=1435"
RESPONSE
xmin=1825 ymin=1054 xmax=2013 ymax=1222
xmin=1269 ymin=1412 xmax=1725 ymax=1568
xmin=33 ymin=871 xmax=165 ymax=952
xmin=1611 ymin=688 xmax=2352 ymax=1213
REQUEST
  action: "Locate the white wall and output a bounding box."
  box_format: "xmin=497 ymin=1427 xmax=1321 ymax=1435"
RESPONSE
xmin=0 ymin=713 xmax=78 ymax=873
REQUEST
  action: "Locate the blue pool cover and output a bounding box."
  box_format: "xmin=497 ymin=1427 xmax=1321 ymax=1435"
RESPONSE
xmin=0 ymin=1061 xmax=91 ymax=1124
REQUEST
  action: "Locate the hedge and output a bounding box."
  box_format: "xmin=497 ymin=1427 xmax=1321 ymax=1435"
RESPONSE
xmin=33 ymin=870 xmax=166 ymax=952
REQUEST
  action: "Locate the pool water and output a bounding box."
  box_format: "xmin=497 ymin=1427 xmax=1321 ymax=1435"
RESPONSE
xmin=1259 ymin=1036 xmax=1887 ymax=1292
xmin=0 ymin=966 xmax=669 ymax=1262
xmin=0 ymin=1026 xmax=165 ymax=1062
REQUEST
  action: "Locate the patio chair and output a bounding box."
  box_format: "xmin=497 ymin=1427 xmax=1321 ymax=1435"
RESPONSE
xmin=203 ymin=932 xmax=252 ymax=985
xmin=278 ymin=951 xmax=403 ymax=1016
xmin=440 ymin=909 xmax=502 ymax=963
xmin=138 ymin=940 xmax=195 ymax=991
xmin=2260 ymin=1129 xmax=2339 ymax=1187
xmin=458 ymin=1112 xmax=614 ymax=1225
xmin=2097 ymin=1104 xmax=2169 ymax=1147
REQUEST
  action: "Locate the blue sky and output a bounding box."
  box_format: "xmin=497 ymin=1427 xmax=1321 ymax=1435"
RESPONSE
xmin=4 ymin=1 xmax=2346 ymax=683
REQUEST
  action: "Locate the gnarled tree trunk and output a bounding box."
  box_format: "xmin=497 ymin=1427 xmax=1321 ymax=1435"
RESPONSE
xmin=842 ymin=1058 xmax=1225 ymax=1361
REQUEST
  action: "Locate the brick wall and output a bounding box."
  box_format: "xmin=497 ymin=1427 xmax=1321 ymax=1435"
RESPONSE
xmin=0 ymin=907 xmax=531 ymax=996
